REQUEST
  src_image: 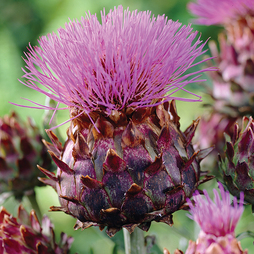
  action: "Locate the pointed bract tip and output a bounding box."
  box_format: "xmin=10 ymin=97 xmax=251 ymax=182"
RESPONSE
xmin=80 ymin=175 xmax=103 ymax=189
xmin=103 ymin=149 xmax=126 ymax=173
xmin=37 ymin=165 xmax=58 ymax=182
xmin=126 ymin=183 xmax=142 ymax=195
xmin=48 ymin=151 xmax=74 ymax=175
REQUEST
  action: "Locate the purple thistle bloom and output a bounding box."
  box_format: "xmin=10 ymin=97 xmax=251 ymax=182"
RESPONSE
xmin=185 ymin=182 xmax=247 ymax=254
xmin=18 ymin=6 xmax=216 ymax=235
xmin=188 ymin=0 xmax=254 ymax=25
xmin=188 ymin=182 xmax=244 ymax=237
xmin=18 ymin=5 xmax=212 ymax=117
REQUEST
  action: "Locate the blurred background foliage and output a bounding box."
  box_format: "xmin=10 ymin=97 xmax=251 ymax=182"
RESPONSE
xmin=0 ymin=0 xmax=253 ymax=253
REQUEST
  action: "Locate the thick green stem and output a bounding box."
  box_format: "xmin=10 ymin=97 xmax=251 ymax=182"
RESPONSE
xmin=27 ymin=191 xmax=42 ymax=221
xmin=123 ymin=227 xmax=146 ymax=254
xmin=124 ymin=228 xmax=131 ymax=254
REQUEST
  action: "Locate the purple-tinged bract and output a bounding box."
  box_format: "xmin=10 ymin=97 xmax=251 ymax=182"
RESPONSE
xmin=219 ymin=116 xmax=254 ymax=205
xmin=0 ymin=111 xmax=54 ymax=201
xmin=20 ymin=6 xmax=211 ymax=115
xmin=0 ymin=205 xmax=73 ymax=254
xmin=185 ymin=183 xmax=247 ymax=254
xmin=195 ymin=111 xmax=237 ymax=171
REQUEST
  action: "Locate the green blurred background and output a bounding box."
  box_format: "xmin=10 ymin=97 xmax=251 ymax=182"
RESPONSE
xmin=0 ymin=0 xmax=253 ymax=253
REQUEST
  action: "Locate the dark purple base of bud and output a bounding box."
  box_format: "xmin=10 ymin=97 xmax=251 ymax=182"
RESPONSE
xmin=40 ymin=101 xmax=213 ymax=237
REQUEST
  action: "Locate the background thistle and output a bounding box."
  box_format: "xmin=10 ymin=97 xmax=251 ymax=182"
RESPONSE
xmin=164 ymin=183 xmax=247 ymax=253
xmin=0 ymin=205 xmax=73 ymax=254
xmin=188 ymin=0 xmax=254 ymax=173
xmin=0 ymin=111 xmax=54 ymax=202
xmin=185 ymin=183 xmax=247 ymax=254
xmin=219 ymin=116 xmax=254 ymax=207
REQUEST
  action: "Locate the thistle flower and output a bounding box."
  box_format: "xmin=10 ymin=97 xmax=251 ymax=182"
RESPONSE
xmin=188 ymin=0 xmax=254 ymax=56
xmin=19 ymin=5 xmax=212 ymax=114
xmin=188 ymin=0 xmax=254 ymax=26
xmin=18 ymin=6 xmax=214 ymax=237
xmin=219 ymin=116 xmax=254 ymax=205
xmin=188 ymin=0 xmax=254 ymax=104
xmin=0 ymin=111 xmax=53 ymax=201
xmin=207 ymin=34 xmax=254 ymax=117
xmin=188 ymin=0 xmax=254 ymax=170
xmin=185 ymin=182 xmax=247 ymax=254
xmin=0 ymin=205 xmax=73 ymax=254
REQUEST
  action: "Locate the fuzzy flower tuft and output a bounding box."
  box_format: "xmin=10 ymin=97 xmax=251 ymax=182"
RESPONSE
xmin=188 ymin=0 xmax=254 ymax=25
xmin=187 ymin=182 xmax=244 ymax=237
xmin=18 ymin=5 xmax=212 ymax=117
xmin=185 ymin=182 xmax=247 ymax=254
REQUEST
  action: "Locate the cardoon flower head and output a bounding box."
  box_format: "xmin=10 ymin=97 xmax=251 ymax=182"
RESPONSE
xmin=18 ymin=6 xmax=214 ymax=237
xmin=0 ymin=205 xmax=73 ymax=253
xmin=188 ymin=0 xmax=254 ymax=53
xmin=20 ymin=5 xmax=212 ymax=115
xmin=188 ymin=0 xmax=254 ymax=26
xmin=185 ymin=183 xmax=247 ymax=254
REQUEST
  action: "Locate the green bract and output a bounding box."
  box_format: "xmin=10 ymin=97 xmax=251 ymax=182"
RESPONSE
xmin=219 ymin=116 xmax=254 ymax=205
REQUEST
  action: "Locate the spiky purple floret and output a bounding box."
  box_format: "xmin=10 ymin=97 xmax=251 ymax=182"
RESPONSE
xmin=19 ymin=5 xmax=212 ymax=115
xmin=187 ymin=182 xmax=244 ymax=237
xmin=188 ymin=0 xmax=254 ymax=25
